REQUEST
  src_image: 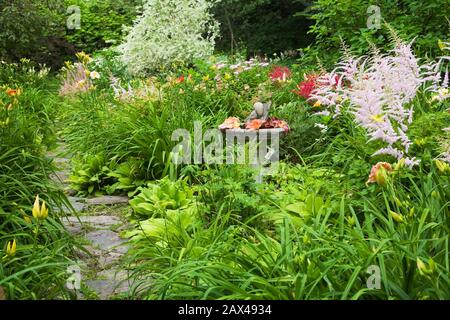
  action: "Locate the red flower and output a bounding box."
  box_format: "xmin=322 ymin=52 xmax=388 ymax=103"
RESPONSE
xmin=292 ymin=75 xmax=319 ymax=99
xmin=331 ymin=74 xmax=341 ymax=87
xmin=269 ymin=66 xmax=291 ymax=82
xmin=176 ymin=75 xmax=185 ymax=84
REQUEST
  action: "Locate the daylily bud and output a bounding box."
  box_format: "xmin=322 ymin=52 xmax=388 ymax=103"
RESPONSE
xmin=435 ymin=159 xmax=449 ymax=173
xmin=394 ymin=197 xmax=403 ymax=208
xmin=375 ymin=166 xmax=389 ymax=186
xmin=32 ymin=195 xmax=40 ymax=219
xmin=431 ymin=191 xmax=440 ymax=199
xmin=416 ymin=258 xmax=427 ymax=276
xmin=303 ymin=234 xmax=311 ymax=244
xmin=31 ymin=195 xmax=49 ymax=220
xmin=428 ymin=258 xmax=436 ymax=273
xmin=417 ymin=257 xmax=433 ymax=276
xmin=347 ymin=216 xmax=355 ymax=226
xmin=390 ymin=210 xmax=404 ymax=223
xmin=394 ymin=158 xmax=405 ymax=171
xmin=6 ymin=239 xmax=16 ymax=257
xmin=41 ymin=201 xmax=48 ymax=219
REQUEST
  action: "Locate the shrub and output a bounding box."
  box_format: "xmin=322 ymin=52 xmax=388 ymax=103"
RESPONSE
xmin=0 ymin=0 xmax=75 ymax=69
xmin=118 ymin=0 xmax=220 ymax=75
xmin=212 ymin=0 xmax=313 ymax=56
xmin=308 ymin=0 xmax=450 ymax=60
xmin=64 ymin=0 xmax=143 ymax=53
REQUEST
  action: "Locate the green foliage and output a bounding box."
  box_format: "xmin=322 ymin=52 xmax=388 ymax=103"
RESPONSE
xmin=125 ymin=161 xmax=449 ymax=300
xmin=213 ymin=0 xmax=313 ymax=55
xmin=0 ymin=69 xmax=75 ymax=299
xmin=62 ymin=54 xmax=296 ymax=196
xmin=65 ymin=0 xmax=142 ymax=53
xmin=0 ymin=0 xmax=75 ymax=69
xmin=69 ymin=153 xmax=115 ymax=196
xmin=130 ymin=177 xmax=194 ymax=217
xmin=308 ymin=0 xmax=450 ymax=62
xmin=3 ymin=0 xmax=449 ymax=302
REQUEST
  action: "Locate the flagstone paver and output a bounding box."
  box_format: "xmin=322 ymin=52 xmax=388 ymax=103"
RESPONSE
xmin=48 ymin=142 xmax=133 ymax=300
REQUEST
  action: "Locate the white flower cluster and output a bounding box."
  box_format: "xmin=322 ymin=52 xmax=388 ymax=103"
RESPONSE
xmin=119 ymin=0 xmax=220 ymax=75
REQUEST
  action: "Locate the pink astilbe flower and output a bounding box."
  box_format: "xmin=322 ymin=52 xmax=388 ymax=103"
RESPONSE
xmin=311 ymin=41 xmax=436 ymax=167
xmin=59 ymin=63 xmax=93 ymax=96
xmin=433 ymin=42 xmax=450 ymax=162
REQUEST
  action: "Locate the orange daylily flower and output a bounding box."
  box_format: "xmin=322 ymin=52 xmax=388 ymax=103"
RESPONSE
xmin=245 ymin=119 xmax=264 ymax=130
xmin=6 ymin=88 xmax=21 ymax=97
xmin=219 ymin=117 xmax=241 ymax=130
xmin=367 ymin=162 xmax=393 ymax=186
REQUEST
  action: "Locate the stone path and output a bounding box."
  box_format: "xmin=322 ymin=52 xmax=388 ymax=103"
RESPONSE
xmin=48 ymin=143 xmax=134 ymax=300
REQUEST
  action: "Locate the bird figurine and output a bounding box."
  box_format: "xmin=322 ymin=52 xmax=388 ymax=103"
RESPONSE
xmin=245 ymin=102 xmax=271 ymax=122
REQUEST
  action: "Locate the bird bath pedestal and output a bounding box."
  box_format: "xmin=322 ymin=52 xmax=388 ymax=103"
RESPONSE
xmin=222 ymin=127 xmax=287 ymax=183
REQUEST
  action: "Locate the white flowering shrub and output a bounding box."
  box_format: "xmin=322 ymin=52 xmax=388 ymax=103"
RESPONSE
xmin=118 ymin=0 xmax=220 ymax=75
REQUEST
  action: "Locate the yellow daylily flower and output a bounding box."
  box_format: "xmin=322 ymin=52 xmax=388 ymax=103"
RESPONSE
xmin=370 ymin=114 xmax=384 ymax=123
xmin=313 ymin=100 xmax=322 ymax=107
xmin=76 ymin=51 xmax=92 ymax=65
